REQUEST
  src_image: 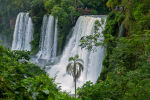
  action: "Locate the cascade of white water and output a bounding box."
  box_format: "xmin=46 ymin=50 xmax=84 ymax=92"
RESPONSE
xmin=36 ymin=15 xmax=58 ymax=62
xmin=11 ymin=12 xmax=33 ymax=51
xmin=36 ymin=15 xmax=49 ymax=60
xmin=24 ymin=18 xmax=33 ymax=51
xmin=52 ymin=18 xmax=58 ymax=57
xmin=36 ymin=15 xmax=55 ymax=60
xmin=40 ymin=15 xmax=48 ymax=51
xmin=118 ymin=23 xmax=124 ymax=38
xmin=47 ymin=15 xmax=106 ymax=93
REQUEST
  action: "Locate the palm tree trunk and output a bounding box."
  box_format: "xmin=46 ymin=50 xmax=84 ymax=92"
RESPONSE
xmin=74 ymin=61 xmax=77 ymax=98
xmin=75 ymin=78 xmax=76 ymax=98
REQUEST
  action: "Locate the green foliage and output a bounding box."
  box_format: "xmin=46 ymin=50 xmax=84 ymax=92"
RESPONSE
xmin=45 ymin=0 xmax=56 ymax=13
xmin=106 ymin=0 xmax=121 ymax=9
xmin=80 ymin=19 xmax=105 ymax=50
xmin=80 ymin=0 xmax=108 ymax=14
xmin=10 ymin=50 xmax=31 ymax=61
xmin=31 ymin=0 xmax=46 ymax=16
xmin=78 ymin=33 xmax=150 ymax=100
xmin=0 ymin=46 xmax=78 ymax=100
xmin=78 ymin=0 xmax=150 ymax=99
xmin=30 ymin=0 xmax=47 ymax=54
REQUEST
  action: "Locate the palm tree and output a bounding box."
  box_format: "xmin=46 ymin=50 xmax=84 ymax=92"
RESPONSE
xmin=66 ymin=54 xmax=84 ymax=97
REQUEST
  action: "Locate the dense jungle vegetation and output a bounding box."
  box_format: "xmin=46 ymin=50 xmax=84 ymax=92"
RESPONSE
xmin=78 ymin=0 xmax=150 ymax=99
xmin=0 ymin=0 xmax=150 ymax=100
xmin=0 ymin=46 xmax=78 ymax=100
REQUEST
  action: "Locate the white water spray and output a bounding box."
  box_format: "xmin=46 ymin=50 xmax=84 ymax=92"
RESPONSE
xmin=47 ymin=15 xmax=106 ymax=93
xmin=35 ymin=15 xmax=58 ymax=63
xmin=11 ymin=12 xmax=33 ymax=51
xmin=52 ymin=18 xmax=58 ymax=58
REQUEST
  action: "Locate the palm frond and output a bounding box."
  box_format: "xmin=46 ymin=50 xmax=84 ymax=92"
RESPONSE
xmin=75 ymin=62 xmax=84 ymax=79
xmin=77 ymin=62 xmax=84 ymax=70
xmin=75 ymin=54 xmax=79 ymax=59
xmin=69 ymin=57 xmax=74 ymax=61
xmin=77 ymin=58 xmax=84 ymax=64
xmin=66 ymin=63 xmax=73 ymax=75
xmin=66 ymin=55 xmax=84 ymax=80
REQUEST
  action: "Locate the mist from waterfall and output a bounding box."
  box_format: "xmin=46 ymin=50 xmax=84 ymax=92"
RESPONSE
xmin=36 ymin=15 xmax=58 ymax=63
xmin=11 ymin=12 xmax=33 ymax=51
xmin=47 ymin=15 xmax=106 ymax=93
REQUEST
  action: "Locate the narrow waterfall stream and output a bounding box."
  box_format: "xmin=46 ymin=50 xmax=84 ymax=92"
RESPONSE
xmin=32 ymin=15 xmax=59 ymax=66
xmin=52 ymin=18 xmax=58 ymax=58
xmin=47 ymin=15 xmax=106 ymax=93
xmin=11 ymin=12 xmax=33 ymax=51
xmin=36 ymin=15 xmax=55 ymax=60
xmin=118 ymin=23 xmax=124 ymax=38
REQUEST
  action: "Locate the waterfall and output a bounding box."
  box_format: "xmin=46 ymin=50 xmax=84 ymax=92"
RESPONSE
xmin=36 ymin=15 xmax=58 ymax=62
xmin=118 ymin=23 xmax=124 ymax=38
xmin=11 ymin=12 xmax=33 ymax=51
xmin=47 ymin=15 xmax=106 ymax=93
xmin=52 ymin=18 xmax=58 ymax=57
